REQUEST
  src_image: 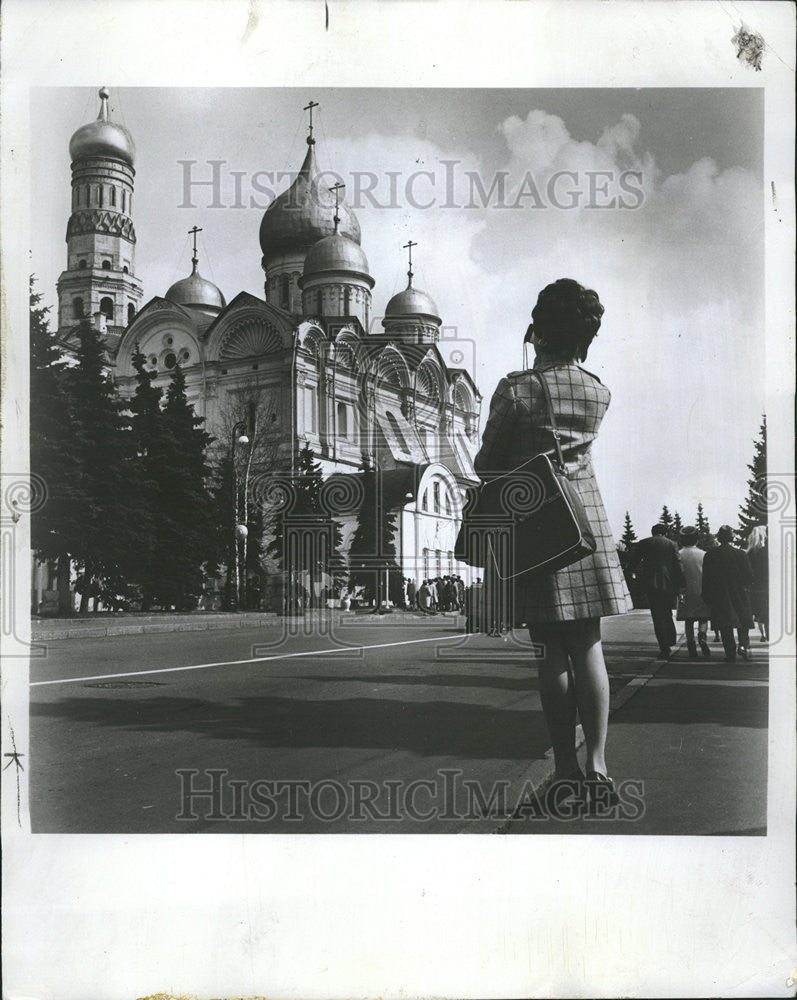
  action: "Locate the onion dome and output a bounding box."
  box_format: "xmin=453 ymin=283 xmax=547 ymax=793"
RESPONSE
xmin=69 ymin=87 xmax=135 ymax=168
xmin=165 ymin=261 xmax=225 ymax=315
xmin=385 ymin=280 xmax=441 ymax=325
xmin=303 ymin=232 xmax=372 ymax=282
xmin=259 ymin=138 xmax=360 ymax=260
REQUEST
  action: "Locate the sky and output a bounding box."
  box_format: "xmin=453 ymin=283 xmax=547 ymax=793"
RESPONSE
xmin=30 ymin=87 xmax=765 ymax=538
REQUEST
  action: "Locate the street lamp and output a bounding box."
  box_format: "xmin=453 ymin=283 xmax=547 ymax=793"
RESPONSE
xmin=230 ymin=420 xmax=250 ymax=611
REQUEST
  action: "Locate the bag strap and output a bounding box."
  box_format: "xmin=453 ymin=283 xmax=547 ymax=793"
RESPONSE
xmin=529 ymin=369 xmax=565 ymax=469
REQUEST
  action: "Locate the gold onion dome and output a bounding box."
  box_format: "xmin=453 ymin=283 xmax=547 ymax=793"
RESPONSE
xmin=385 ymin=280 xmax=441 ymax=324
xmin=303 ymin=232 xmax=372 ymax=280
xmin=259 ymin=139 xmax=361 ymax=259
xmin=69 ymin=87 xmax=136 ymax=168
xmin=165 ymin=263 xmax=226 ymax=314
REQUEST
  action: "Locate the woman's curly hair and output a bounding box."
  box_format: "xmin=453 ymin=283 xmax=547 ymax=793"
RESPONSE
xmin=530 ymin=278 xmax=604 ymax=361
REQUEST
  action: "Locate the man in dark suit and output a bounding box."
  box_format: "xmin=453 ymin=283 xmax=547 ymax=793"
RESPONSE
xmin=628 ymin=523 xmax=685 ymax=657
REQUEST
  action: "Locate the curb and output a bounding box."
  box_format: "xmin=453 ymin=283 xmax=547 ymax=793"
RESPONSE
xmin=32 ymin=610 xmax=464 ymax=640
xmin=456 ymin=636 xmax=685 ymax=834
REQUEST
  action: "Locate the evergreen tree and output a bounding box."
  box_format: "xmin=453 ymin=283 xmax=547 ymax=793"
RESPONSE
xmin=738 ymin=415 xmax=767 ymax=541
xmin=696 ymin=502 xmax=712 ymax=549
xmin=29 ymin=277 xmax=79 ymax=611
xmin=125 ymin=347 xmax=166 ymax=609
xmin=155 ymin=363 xmax=215 ymax=609
xmin=268 ymin=444 xmax=345 ymax=610
xmin=66 ymin=319 xmax=136 ymax=610
xmin=620 ymin=511 xmax=637 ymax=550
xmin=672 ymin=510 xmax=684 ymax=540
xmin=348 ymin=459 xmax=400 ymax=605
xmin=659 ymin=505 xmax=674 ymax=539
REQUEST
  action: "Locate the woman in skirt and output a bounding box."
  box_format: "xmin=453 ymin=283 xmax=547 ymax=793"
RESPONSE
xmin=474 ymin=278 xmax=633 ymax=808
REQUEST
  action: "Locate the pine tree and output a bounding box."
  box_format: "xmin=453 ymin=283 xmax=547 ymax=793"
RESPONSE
xmin=125 ymin=347 xmax=166 ymax=609
xmin=673 ymin=511 xmax=684 ymax=540
xmin=29 ymin=277 xmax=79 ymax=611
xmin=66 ymin=319 xmax=136 ymax=611
xmin=620 ymin=511 xmax=637 ymax=550
xmin=155 ymin=363 xmax=215 ymax=610
xmin=738 ymin=415 xmax=767 ymax=541
xmin=348 ymin=459 xmax=399 ymax=605
xmin=659 ymin=505 xmax=674 ymax=539
xmin=696 ymin=502 xmax=712 ymax=549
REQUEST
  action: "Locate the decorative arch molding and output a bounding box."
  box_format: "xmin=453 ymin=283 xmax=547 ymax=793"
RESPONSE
xmin=415 ymin=361 xmax=445 ymax=404
xmin=451 ymin=376 xmax=476 ymax=414
xmin=219 ymin=317 xmax=282 ymax=360
xmin=375 ymin=345 xmax=411 ymax=390
xmin=333 ymin=331 xmax=363 ymax=371
xmin=205 ymin=298 xmax=293 ymax=360
xmin=114 ymin=306 xmax=198 ymax=378
xmin=416 ymin=462 xmax=464 ymax=518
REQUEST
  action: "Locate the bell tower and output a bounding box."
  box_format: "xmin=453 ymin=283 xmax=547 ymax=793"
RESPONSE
xmin=56 ymin=87 xmax=143 ymax=336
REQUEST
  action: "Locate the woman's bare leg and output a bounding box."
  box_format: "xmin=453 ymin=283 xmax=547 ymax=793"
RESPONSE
xmin=534 ymin=629 xmax=579 ymax=777
xmin=566 ymin=619 xmax=611 ymax=776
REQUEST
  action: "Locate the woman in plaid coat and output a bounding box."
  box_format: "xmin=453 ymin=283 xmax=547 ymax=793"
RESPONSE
xmin=474 ymin=278 xmax=632 ymax=809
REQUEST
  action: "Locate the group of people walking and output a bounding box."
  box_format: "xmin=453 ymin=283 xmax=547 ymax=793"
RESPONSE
xmin=628 ymin=522 xmax=769 ymax=662
xmin=408 ymin=575 xmax=465 ymax=614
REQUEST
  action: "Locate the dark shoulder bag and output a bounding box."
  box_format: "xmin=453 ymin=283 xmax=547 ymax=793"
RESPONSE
xmin=456 ymin=370 xmax=596 ymax=578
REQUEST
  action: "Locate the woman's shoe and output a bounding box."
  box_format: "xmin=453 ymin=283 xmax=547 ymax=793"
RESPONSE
xmin=546 ymin=768 xmax=586 ymax=818
xmin=585 ymin=771 xmax=620 ymax=812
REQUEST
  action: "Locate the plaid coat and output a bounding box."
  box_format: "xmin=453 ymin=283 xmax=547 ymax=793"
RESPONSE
xmin=474 ymin=362 xmax=633 ymax=624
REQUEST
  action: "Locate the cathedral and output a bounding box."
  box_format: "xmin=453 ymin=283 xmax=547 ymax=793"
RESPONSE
xmin=52 ymin=88 xmax=482 ymax=607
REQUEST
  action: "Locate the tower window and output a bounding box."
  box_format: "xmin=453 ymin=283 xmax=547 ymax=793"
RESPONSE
xmin=110 ymin=187 xmax=116 ymax=207
xmin=102 ymin=260 xmax=111 ymax=270
xmin=83 ymin=185 xmax=89 ymax=207
xmin=127 ymin=303 xmax=135 ymax=324
xmin=422 ymin=490 xmax=428 ymax=512
xmin=100 ymin=296 xmax=113 ymax=319
xmin=99 ymin=186 xmax=104 ymax=208
xmin=122 ymin=265 xmax=129 ymax=273
xmin=73 ymin=297 xmax=84 ymax=319
xmin=343 ymin=288 xmax=351 ymax=315
xmin=122 ymin=190 xmax=127 ymax=212
xmin=280 ymin=275 xmax=290 ymax=309
xmin=164 ymin=352 xmax=177 ymax=370
xmin=433 ymin=481 xmax=440 ymax=513
xmin=78 ymin=260 xmax=87 ymax=269
xmin=336 ymin=401 xmax=348 ymax=439
xmin=316 ymin=289 xmax=323 ymax=315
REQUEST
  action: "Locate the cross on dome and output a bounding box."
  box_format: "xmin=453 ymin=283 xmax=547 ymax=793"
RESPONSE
xmin=403 ymin=240 xmax=418 ymax=285
xmin=303 ymin=100 xmax=319 ymax=145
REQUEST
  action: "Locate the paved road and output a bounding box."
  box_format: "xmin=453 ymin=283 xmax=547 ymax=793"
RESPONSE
xmin=29 ymin=611 xmax=768 ymax=835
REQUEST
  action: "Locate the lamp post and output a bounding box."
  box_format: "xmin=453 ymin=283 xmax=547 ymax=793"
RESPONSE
xmin=230 ymin=420 xmax=250 ymax=611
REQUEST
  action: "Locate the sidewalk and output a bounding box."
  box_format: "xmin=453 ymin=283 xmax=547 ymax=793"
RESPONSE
xmin=503 ymin=625 xmax=769 ymax=836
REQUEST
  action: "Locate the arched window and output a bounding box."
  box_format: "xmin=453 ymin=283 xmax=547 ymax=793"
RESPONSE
xmin=385 ymin=411 xmax=410 ymax=454
xmin=122 ymin=265 xmax=129 ymax=273
xmin=433 ymin=481 xmax=440 ymax=513
xmin=280 ymin=274 xmax=290 ymax=309
xmin=99 ymin=186 xmax=104 ymax=208
xmin=422 ymin=489 xmax=428 ymax=512
xmin=110 ymin=187 xmax=116 ymax=207
xmin=343 ymin=287 xmax=351 ymax=315
xmin=100 ymin=296 xmax=113 ymax=319
xmin=73 ymin=298 xmax=84 ymax=319
xmin=316 ymin=289 xmax=323 ymax=315
xmin=445 ymin=490 xmax=452 ymax=516
xmin=336 ymin=401 xmax=348 ymax=439
xmin=127 ymin=303 xmax=135 ymax=324
xmin=102 ymin=260 xmax=111 ymax=270
xmin=78 ymin=260 xmax=87 ymax=269
xmin=122 ymin=190 xmax=127 ymax=212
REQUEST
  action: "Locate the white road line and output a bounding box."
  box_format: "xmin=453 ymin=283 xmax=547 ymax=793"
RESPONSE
xmin=30 ymin=633 xmax=479 ymax=688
